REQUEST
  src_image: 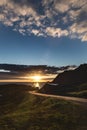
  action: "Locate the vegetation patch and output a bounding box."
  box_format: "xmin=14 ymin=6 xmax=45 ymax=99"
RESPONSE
xmin=0 ymin=84 xmax=87 ymax=130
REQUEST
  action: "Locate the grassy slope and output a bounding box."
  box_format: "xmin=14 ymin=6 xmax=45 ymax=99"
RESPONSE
xmin=0 ymin=84 xmax=87 ymax=130
xmin=39 ymin=83 xmax=87 ymax=98
xmin=67 ymin=83 xmax=87 ymax=98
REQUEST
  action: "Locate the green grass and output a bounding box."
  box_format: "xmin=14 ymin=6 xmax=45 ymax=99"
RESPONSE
xmin=0 ymin=84 xmax=87 ymax=130
xmin=68 ymin=90 xmax=87 ymax=98
xmin=39 ymin=82 xmax=87 ymax=98
xmin=67 ymin=83 xmax=87 ymax=98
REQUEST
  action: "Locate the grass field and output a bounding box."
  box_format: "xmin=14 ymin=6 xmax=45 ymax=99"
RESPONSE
xmin=39 ymin=83 xmax=87 ymax=98
xmin=0 ymin=84 xmax=87 ymax=130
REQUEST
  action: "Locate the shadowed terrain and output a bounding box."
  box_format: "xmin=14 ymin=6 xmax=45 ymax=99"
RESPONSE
xmin=39 ymin=64 xmax=87 ymax=98
xmin=0 ymin=84 xmax=87 ymax=130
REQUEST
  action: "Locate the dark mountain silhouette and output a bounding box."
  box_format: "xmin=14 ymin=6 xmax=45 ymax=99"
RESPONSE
xmin=53 ymin=64 xmax=87 ymax=85
xmin=39 ymin=64 xmax=87 ymax=98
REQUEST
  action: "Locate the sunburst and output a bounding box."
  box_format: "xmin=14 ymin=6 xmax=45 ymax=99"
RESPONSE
xmin=30 ymin=75 xmax=42 ymax=82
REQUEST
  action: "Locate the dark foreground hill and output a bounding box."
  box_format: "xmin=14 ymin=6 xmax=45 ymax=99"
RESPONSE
xmin=39 ymin=64 xmax=87 ymax=98
xmin=53 ymin=64 xmax=87 ymax=85
xmin=0 ymin=84 xmax=87 ymax=130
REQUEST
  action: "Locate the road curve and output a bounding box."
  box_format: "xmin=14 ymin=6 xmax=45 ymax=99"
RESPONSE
xmin=29 ymin=91 xmax=87 ymax=106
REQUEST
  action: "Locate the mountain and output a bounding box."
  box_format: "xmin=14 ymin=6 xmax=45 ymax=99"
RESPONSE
xmin=39 ymin=64 xmax=87 ymax=98
xmin=53 ymin=64 xmax=87 ymax=85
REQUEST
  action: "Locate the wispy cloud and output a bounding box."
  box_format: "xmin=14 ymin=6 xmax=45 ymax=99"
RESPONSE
xmin=0 ymin=0 xmax=87 ymax=41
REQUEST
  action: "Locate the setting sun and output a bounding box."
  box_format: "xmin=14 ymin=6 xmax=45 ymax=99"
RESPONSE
xmin=30 ymin=75 xmax=42 ymax=82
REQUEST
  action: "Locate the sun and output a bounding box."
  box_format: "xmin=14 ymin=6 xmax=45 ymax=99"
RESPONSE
xmin=30 ymin=75 xmax=42 ymax=82
xmin=33 ymin=76 xmax=41 ymax=81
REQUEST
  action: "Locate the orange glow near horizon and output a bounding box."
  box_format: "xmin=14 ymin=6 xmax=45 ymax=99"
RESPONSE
xmin=0 ymin=74 xmax=57 ymax=83
xmin=30 ymin=75 xmax=42 ymax=82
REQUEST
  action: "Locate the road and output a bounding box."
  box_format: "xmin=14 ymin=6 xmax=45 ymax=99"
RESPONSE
xmin=29 ymin=91 xmax=87 ymax=106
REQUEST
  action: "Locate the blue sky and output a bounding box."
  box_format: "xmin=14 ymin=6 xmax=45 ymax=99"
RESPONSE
xmin=0 ymin=0 xmax=87 ymax=66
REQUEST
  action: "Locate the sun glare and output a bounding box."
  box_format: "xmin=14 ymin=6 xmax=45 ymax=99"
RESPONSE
xmin=30 ymin=75 xmax=42 ymax=82
xmin=34 ymin=82 xmax=40 ymax=88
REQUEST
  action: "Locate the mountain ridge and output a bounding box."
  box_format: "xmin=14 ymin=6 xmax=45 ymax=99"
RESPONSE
xmin=39 ymin=64 xmax=87 ymax=98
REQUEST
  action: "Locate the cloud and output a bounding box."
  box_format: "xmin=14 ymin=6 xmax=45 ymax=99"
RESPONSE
xmin=46 ymin=27 xmax=68 ymax=37
xmin=0 ymin=0 xmax=87 ymax=41
xmin=31 ymin=29 xmax=40 ymax=35
xmin=80 ymin=33 xmax=87 ymax=42
xmin=54 ymin=2 xmax=69 ymax=13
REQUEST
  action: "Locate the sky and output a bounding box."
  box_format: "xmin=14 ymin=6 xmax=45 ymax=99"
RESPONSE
xmin=0 ymin=0 xmax=87 ymax=67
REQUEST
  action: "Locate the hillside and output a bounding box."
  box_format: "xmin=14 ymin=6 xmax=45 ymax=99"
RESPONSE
xmin=39 ymin=64 xmax=87 ymax=98
xmin=53 ymin=64 xmax=87 ymax=85
xmin=0 ymin=84 xmax=87 ymax=130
